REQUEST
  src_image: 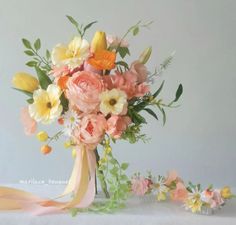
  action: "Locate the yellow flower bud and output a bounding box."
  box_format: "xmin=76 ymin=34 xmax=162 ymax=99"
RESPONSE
xmin=138 ymin=47 xmax=152 ymax=64
xmin=64 ymin=141 xmax=72 ymax=148
xmin=72 ymin=148 xmax=77 ymax=159
xmin=91 ymin=31 xmax=107 ymax=53
xmin=12 ymin=72 xmax=39 ymax=93
xmin=36 ymin=131 xmax=48 ymax=142
xmin=221 ymin=186 xmax=232 ymax=199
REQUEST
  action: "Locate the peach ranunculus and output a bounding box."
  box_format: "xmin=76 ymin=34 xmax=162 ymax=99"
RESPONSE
xmin=66 ymin=71 xmax=104 ymax=113
xmin=102 ymin=72 xmax=150 ymax=99
xmin=20 ymin=107 xmax=37 ymax=135
xmin=131 ymin=176 xmax=149 ymax=196
xmin=106 ymin=116 xmax=131 ymax=139
xmin=165 ymin=170 xmax=178 ymax=186
xmin=74 ymin=114 xmax=107 ymax=146
xmin=130 ymin=60 xmax=148 ymax=83
xmin=171 ymin=182 xmax=188 ymax=202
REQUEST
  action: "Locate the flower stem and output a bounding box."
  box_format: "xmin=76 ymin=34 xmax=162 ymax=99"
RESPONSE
xmin=94 ymin=148 xmax=110 ymax=198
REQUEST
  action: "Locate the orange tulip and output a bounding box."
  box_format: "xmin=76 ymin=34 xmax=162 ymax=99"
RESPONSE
xmin=88 ymin=50 xmax=116 ymax=70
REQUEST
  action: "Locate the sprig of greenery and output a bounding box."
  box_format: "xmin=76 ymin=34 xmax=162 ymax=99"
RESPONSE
xmin=22 ymin=38 xmax=51 ymax=72
xmin=66 ymin=15 xmax=97 ymax=38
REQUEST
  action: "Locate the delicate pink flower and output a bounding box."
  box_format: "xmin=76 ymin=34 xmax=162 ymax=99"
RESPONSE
xmin=165 ymin=170 xmax=178 ymax=186
xmin=106 ymin=116 xmax=131 ymax=139
xmin=50 ymin=65 xmax=70 ymax=78
xmin=106 ymin=35 xmax=129 ymax=48
xmin=131 ymin=176 xmax=149 ymax=196
xmin=171 ymin=182 xmax=188 ymax=202
xmin=135 ymin=83 xmax=150 ymax=97
xmin=201 ymin=189 xmax=224 ymax=208
xmin=66 ymin=71 xmax=104 ymax=113
xmin=20 ymin=107 xmax=37 ymax=135
xmin=83 ymin=60 xmax=102 ymax=74
xmin=130 ymin=60 xmax=148 ymax=83
xmin=74 ymin=114 xmax=106 ymax=145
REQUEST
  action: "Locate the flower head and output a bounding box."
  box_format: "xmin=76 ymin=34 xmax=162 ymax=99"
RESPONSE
xmin=99 ymin=89 xmax=127 ymax=116
xmin=185 ymin=189 xmax=203 ymax=213
xmin=91 ymin=31 xmax=107 ymax=53
xmin=51 ymin=36 xmax=90 ymax=69
xmin=131 ymin=176 xmax=149 ymax=196
xmin=63 ymin=110 xmax=80 ymax=136
xmin=12 ymin=72 xmax=39 ymax=93
xmin=221 ymin=186 xmax=233 ymax=199
xmin=29 ymin=84 xmax=62 ymax=124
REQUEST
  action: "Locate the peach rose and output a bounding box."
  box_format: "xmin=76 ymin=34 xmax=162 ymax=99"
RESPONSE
xmin=106 ymin=116 xmax=131 ymax=139
xmin=74 ymin=114 xmax=106 ymax=145
xmin=66 ymin=71 xmax=104 ymax=113
xmin=20 ymin=107 xmax=37 ymax=135
xmin=130 ymin=60 xmax=148 ymax=83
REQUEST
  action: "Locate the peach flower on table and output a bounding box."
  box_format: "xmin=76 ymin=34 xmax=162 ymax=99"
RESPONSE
xmin=66 ymin=71 xmax=104 ymax=113
xmin=20 ymin=107 xmax=37 ymax=135
xmin=106 ymin=116 xmax=131 ymax=139
xmin=170 ymin=182 xmax=188 ymax=202
xmin=201 ymin=189 xmax=224 ymax=208
xmin=131 ymin=176 xmax=149 ymax=196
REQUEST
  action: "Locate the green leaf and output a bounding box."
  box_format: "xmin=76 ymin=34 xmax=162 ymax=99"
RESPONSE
xmin=12 ymin=88 xmax=33 ymax=97
xmin=66 ymin=15 xmax=78 ymax=27
xmin=133 ymin=101 xmax=148 ymax=111
xmin=144 ymin=108 xmax=158 ymax=120
xmin=161 ymin=108 xmax=166 ymax=125
xmin=133 ymin=26 xmax=139 ymax=36
xmin=60 ymin=92 xmax=69 ymax=113
xmin=83 ymin=21 xmax=97 ymax=33
xmin=153 ymin=80 xmax=165 ymax=98
xmin=24 ymin=50 xmax=34 ymax=56
xmin=22 ymin=38 xmax=32 ymax=49
xmin=34 ymin=38 xmax=41 ymax=51
xmin=121 ymin=163 xmax=129 ymax=170
xmin=115 ymin=61 xmax=129 ymax=70
xmin=26 ymin=61 xmax=37 ymax=67
xmin=69 ymin=208 xmax=79 ymax=217
xmin=129 ymin=110 xmax=147 ymax=125
xmin=173 ymin=84 xmax=183 ymax=102
xmin=118 ymin=47 xmax=130 ymax=58
xmin=46 ymin=50 xmax=51 ymax=60
xmin=35 ymin=67 xmax=52 ymax=89
xmin=27 ymin=98 xmax=34 ymax=104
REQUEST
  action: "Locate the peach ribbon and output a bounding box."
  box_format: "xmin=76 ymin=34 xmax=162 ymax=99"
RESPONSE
xmin=0 ymin=145 xmax=96 ymax=215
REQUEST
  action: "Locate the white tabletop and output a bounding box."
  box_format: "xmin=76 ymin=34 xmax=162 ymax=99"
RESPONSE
xmin=0 ymin=184 xmax=235 ymax=225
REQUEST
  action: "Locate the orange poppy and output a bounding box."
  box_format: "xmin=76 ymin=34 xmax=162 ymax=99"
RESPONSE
xmin=88 ymin=50 xmax=116 ymax=70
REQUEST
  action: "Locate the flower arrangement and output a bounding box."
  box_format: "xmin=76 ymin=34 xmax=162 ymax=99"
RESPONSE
xmin=0 ymin=16 xmax=233 ymax=216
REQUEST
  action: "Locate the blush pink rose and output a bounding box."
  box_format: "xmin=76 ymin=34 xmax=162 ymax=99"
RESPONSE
xmin=74 ymin=114 xmax=107 ymax=145
xmin=131 ymin=177 xmax=149 ymax=196
xmin=106 ymin=116 xmax=131 ymax=139
xmin=20 ymin=107 xmax=37 ymax=135
xmin=130 ymin=60 xmax=148 ymax=83
xmin=171 ymin=182 xmax=188 ymax=202
xmin=66 ymin=71 xmax=104 ymax=113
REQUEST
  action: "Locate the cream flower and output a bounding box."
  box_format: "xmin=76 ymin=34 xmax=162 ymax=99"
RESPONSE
xmin=51 ymin=36 xmax=90 ymax=69
xmin=99 ymin=89 xmax=127 ymax=116
xmin=29 ymin=84 xmax=62 ymax=124
xmin=63 ymin=110 xmax=80 ymax=136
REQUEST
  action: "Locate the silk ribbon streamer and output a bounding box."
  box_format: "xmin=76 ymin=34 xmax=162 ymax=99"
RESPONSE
xmin=0 ymin=145 xmax=96 ymax=215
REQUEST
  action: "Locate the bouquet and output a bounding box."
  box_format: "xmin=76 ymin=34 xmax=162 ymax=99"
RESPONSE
xmin=0 ymin=16 xmax=233 ymax=216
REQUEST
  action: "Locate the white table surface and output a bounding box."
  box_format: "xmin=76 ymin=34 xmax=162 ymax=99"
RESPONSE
xmin=0 ymin=184 xmax=235 ymax=225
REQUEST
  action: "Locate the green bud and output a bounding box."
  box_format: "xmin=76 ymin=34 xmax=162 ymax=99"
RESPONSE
xmin=138 ymin=47 xmax=152 ymax=64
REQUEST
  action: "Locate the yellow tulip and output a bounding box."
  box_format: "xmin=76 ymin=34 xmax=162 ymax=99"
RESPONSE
xmin=91 ymin=31 xmax=107 ymax=53
xmin=36 ymin=131 xmax=48 ymax=142
xmin=221 ymin=186 xmax=232 ymax=199
xmin=12 ymin=72 xmax=39 ymax=93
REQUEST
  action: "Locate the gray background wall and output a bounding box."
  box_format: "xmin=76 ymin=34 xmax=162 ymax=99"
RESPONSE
xmin=0 ymin=0 xmax=235 ymax=187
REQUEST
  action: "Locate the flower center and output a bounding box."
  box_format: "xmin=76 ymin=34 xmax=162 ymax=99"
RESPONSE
xmin=46 ymin=102 xmax=52 ymax=108
xmin=109 ymin=98 xmax=117 ymax=106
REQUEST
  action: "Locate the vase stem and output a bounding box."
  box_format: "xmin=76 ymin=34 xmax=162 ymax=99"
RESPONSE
xmin=94 ymin=148 xmax=110 ymax=198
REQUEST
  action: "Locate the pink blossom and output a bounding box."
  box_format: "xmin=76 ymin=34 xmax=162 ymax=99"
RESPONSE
xmin=131 ymin=176 xmax=149 ymax=196
xmin=171 ymin=182 xmax=188 ymax=202
xmin=130 ymin=60 xmax=148 ymax=83
xmin=74 ymin=114 xmax=107 ymax=145
xmin=165 ymin=170 xmax=178 ymax=186
xmin=201 ymin=189 xmax=224 ymax=208
xmin=50 ymin=65 xmax=70 ymax=78
xmin=20 ymin=107 xmax=37 ymax=135
xmin=106 ymin=116 xmax=131 ymax=139
xmin=106 ymin=35 xmax=129 ymax=48
xmin=66 ymin=71 xmax=104 ymax=113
